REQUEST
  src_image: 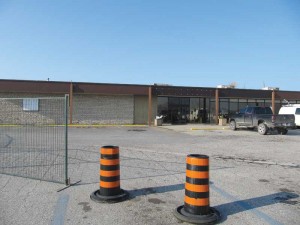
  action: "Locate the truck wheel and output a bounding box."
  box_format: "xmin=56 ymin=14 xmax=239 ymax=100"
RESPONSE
xmin=229 ymin=120 xmax=237 ymax=131
xmin=278 ymin=129 xmax=288 ymax=135
xmin=258 ymin=123 xmax=268 ymax=135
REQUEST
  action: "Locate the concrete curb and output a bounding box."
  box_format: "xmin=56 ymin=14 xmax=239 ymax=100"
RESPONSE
xmin=69 ymin=124 xmax=147 ymax=128
xmin=190 ymin=127 xmax=229 ymax=131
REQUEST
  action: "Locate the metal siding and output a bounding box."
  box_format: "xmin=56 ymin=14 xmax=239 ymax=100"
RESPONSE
xmin=134 ymin=96 xmax=149 ymax=124
xmin=0 ymin=80 xmax=69 ymax=94
xmin=72 ymin=83 xmax=149 ymax=95
xmin=218 ymin=89 xmax=272 ymax=99
xmin=276 ymin=91 xmax=300 ymax=100
xmin=1 ymin=80 xmax=300 ymax=100
xmin=152 ymin=86 xmax=215 ymax=97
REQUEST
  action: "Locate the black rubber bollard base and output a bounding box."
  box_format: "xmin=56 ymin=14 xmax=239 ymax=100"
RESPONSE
xmin=174 ymin=205 xmax=220 ymax=224
xmin=90 ymin=189 xmax=129 ymax=203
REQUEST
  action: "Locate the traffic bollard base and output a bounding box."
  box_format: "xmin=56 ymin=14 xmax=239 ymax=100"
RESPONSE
xmin=174 ymin=205 xmax=220 ymax=224
xmin=90 ymin=189 xmax=129 ymax=203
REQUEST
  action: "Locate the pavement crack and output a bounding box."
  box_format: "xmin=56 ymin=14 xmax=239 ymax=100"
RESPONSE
xmin=0 ymin=177 xmax=12 ymax=191
xmin=22 ymin=181 xmax=40 ymax=202
xmin=213 ymin=155 xmax=299 ymax=168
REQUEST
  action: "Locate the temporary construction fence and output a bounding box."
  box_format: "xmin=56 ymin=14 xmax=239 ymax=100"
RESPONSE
xmin=0 ymin=95 xmax=69 ymax=184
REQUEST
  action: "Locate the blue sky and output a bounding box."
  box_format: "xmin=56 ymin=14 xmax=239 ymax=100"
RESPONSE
xmin=0 ymin=0 xmax=299 ymax=91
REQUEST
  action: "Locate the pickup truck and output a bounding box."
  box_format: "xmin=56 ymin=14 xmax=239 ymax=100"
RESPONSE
xmin=229 ymin=106 xmax=296 ymax=135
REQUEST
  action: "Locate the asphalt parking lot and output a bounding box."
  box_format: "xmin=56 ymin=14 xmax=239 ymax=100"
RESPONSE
xmin=0 ymin=125 xmax=299 ymax=225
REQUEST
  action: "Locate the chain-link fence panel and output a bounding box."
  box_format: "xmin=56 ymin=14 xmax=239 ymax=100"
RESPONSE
xmin=0 ymin=96 xmax=68 ymax=184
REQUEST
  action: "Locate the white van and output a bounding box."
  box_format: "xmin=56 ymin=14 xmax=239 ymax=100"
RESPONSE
xmin=279 ymin=104 xmax=300 ymax=127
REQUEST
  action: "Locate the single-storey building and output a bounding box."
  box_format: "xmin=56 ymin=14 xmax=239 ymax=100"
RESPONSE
xmin=1 ymin=79 xmax=300 ymax=125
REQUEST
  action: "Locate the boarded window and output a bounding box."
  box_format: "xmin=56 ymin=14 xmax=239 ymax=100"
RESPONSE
xmin=23 ymin=98 xmax=39 ymax=111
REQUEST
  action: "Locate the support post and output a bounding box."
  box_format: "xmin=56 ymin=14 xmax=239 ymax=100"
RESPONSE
xmin=272 ymin=90 xmax=276 ymax=114
xmin=215 ymin=89 xmax=219 ymax=125
xmin=69 ymin=82 xmax=73 ymax=124
xmin=148 ymin=86 xmax=152 ymax=126
xmin=64 ymin=94 xmax=70 ymax=186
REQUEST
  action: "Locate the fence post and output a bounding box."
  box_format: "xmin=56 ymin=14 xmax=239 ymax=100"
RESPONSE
xmin=64 ymin=94 xmax=70 ymax=186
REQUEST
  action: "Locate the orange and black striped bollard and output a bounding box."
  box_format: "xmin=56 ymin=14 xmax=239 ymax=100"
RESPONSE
xmin=174 ymin=154 xmax=219 ymax=224
xmin=90 ymin=145 xmax=129 ymax=203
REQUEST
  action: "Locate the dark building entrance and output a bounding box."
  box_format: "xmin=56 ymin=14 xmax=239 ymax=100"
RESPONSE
xmin=157 ymin=97 xmax=210 ymax=124
xmin=168 ymin=97 xmax=190 ymax=124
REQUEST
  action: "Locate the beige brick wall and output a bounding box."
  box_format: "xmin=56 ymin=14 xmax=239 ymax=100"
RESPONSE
xmin=0 ymin=93 xmax=66 ymax=125
xmin=72 ymin=94 xmax=134 ymax=124
xmin=0 ymin=93 xmax=155 ymax=125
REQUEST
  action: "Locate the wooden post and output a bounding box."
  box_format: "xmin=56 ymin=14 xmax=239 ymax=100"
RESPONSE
xmin=148 ymin=86 xmax=152 ymax=126
xmin=272 ymin=90 xmax=276 ymax=114
xmin=215 ymin=89 xmax=219 ymax=124
xmin=69 ymin=82 xmax=73 ymax=124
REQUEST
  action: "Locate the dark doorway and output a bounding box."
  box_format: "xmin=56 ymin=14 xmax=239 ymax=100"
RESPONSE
xmin=157 ymin=97 xmax=211 ymax=124
xmin=168 ymin=97 xmax=189 ymax=124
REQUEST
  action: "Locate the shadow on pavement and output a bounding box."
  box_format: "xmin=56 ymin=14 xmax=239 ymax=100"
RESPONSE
xmin=128 ymin=183 xmax=185 ymax=199
xmin=215 ymin=191 xmax=299 ymax=223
